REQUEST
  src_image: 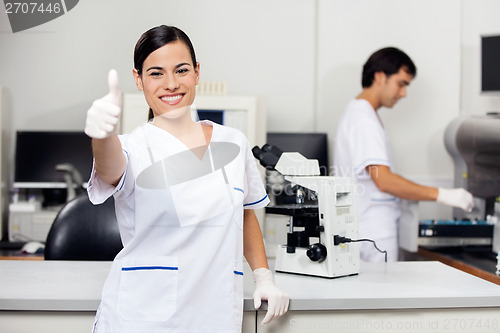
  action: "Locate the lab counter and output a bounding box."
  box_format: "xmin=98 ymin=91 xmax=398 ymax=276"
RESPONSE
xmin=1 ymin=260 xmax=500 ymax=333
xmin=417 ymin=246 xmax=500 ymax=285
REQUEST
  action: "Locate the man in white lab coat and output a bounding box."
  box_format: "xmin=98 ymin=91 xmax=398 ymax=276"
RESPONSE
xmin=334 ymin=47 xmax=474 ymax=262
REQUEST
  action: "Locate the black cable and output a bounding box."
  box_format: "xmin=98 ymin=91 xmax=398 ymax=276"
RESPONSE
xmin=334 ymin=235 xmax=388 ymax=262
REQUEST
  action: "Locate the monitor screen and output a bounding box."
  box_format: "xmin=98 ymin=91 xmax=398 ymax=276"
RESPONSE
xmin=14 ymin=131 xmax=93 ymax=188
xmin=481 ymin=35 xmax=500 ymax=92
xmin=197 ymin=109 xmax=224 ymax=125
xmin=266 ymin=132 xmax=329 ymax=175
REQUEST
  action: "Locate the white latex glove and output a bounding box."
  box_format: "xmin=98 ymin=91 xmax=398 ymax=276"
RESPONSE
xmin=437 ymin=188 xmax=474 ymax=212
xmin=85 ymin=69 xmax=122 ymax=139
xmin=253 ymin=268 xmax=289 ymax=325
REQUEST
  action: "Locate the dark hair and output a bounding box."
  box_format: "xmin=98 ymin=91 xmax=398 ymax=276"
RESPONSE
xmin=361 ymin=47 xmax=416 ymax=88
xmin=133 ymin=25 xmax=197 ymax=120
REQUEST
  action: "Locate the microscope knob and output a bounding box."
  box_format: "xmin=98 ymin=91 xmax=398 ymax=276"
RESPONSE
xmin=306 ymin=243 xmax=327 ymax=263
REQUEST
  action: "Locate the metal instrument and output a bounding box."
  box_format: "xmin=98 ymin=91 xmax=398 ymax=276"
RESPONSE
xmin=442 ymin=113 xmax=500 ymax=250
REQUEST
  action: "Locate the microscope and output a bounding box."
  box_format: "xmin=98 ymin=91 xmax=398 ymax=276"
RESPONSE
xmin=253 ymin=144 xmax=360 ymax=278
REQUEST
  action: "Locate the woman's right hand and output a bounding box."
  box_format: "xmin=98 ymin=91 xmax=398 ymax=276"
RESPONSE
xmin=85 ymin=69 xmax=122 ymax=139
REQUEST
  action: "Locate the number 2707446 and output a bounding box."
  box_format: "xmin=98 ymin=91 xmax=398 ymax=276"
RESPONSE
xmin=5 ymin=2 xmax=62 ymax=14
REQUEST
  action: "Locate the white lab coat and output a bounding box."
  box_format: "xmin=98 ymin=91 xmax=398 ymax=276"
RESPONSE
xmin=87 ymin=121 xmax=269 ymax=333
xmin=334 ymin=99 xmax=400 ymax=262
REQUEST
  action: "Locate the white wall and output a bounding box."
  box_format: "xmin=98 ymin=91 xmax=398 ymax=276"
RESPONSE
xmin=0 ymin=0 xmax=499 ymax=220
xmin=0 ymin=0 xmax=316 ymax=133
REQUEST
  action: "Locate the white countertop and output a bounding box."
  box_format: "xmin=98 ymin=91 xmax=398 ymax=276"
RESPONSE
xmin=275 ymin=261 xmax=500 ymax=310
xmin=0 ymin=260 xmax=110 ymax=311
xmin=1 ymin=260 xmax=500 ymax=312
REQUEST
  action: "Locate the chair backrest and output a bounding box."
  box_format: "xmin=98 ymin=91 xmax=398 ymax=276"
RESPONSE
xmin=44 ymin=194 xmax=123 ymax=260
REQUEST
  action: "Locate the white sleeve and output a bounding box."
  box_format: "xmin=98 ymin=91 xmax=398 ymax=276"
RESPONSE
xmin=86 ymin=149 xmax=133 ymax=204
xmin=349 ymin=118 xmax=391 ymax=178
xmin=242 ymin=139 xmax=270 ymax=209
xmin=87 ymin=135 xmax=134 ymax=204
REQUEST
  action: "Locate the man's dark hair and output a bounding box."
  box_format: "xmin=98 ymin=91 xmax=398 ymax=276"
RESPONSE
xmin=361 ymin=47 xmax=416 ymax=88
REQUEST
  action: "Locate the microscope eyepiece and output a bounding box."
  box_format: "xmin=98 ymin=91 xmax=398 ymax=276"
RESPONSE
xmin=252 ymin=144 xmax=283 ymax=170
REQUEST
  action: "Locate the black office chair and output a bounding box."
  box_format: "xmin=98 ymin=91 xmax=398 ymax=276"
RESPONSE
xmin=44 ymin=193 xmax=123 ymax=260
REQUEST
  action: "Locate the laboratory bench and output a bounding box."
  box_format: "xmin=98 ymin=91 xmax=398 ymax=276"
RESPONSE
xmin=416 ymin=245 xmax=500 ymax=285
xmin=1 ymin=260 xmax=500 ymax=333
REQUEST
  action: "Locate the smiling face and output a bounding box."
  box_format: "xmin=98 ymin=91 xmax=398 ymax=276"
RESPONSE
xmin=377 ymin=67 xmax=413 ymax=108
xmin=133 ymin=40 xmax=199 ymax=118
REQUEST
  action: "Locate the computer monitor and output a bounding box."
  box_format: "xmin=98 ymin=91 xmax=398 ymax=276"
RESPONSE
xmin=266 ymin=132 xmax=329 ymax=175
xmin=196 ymin=110 xmax=224 ymax=126
xmin=14 ymin=131 xmax=93 ymax=189
xmin=264 ymin=132 xmax=328 ymax=205
xmin=481 ymin=35 xmax=500 ymax=92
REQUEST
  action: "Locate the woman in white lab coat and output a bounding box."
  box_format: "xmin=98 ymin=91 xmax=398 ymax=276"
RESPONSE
xmin=84 ymin=25 xmax=288 ymax=333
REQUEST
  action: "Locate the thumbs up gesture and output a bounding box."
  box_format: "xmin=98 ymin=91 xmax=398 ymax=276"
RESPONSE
xmin=85 ymin=69 xmax=122 ymax=139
